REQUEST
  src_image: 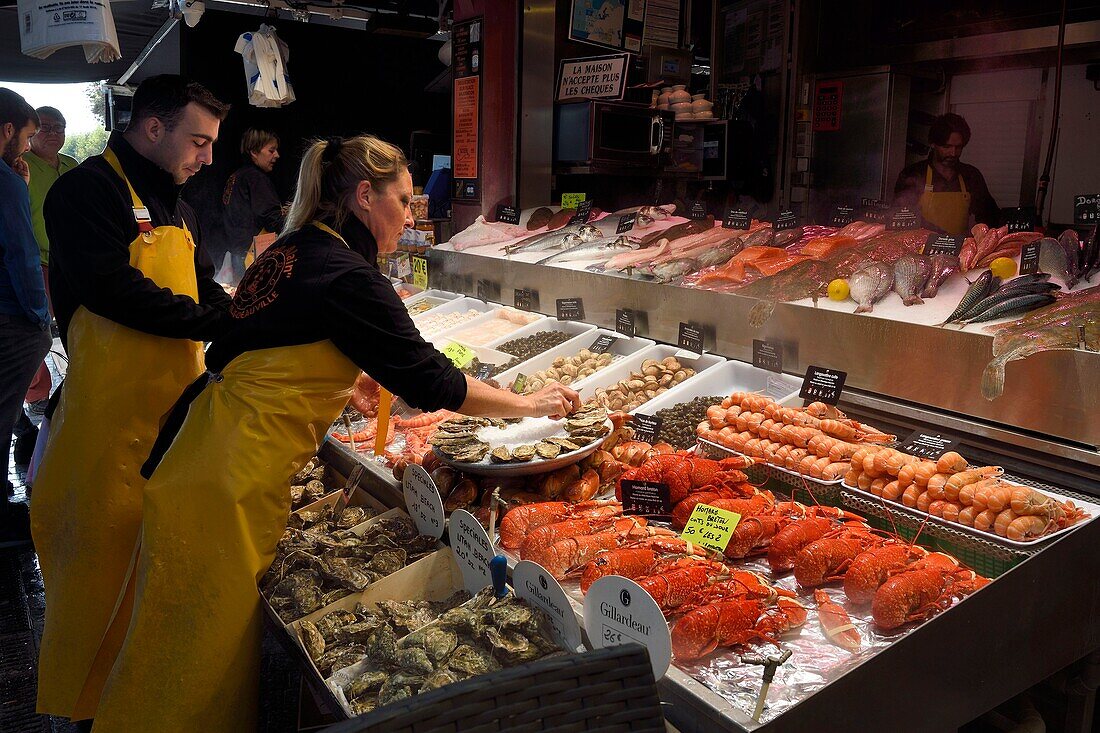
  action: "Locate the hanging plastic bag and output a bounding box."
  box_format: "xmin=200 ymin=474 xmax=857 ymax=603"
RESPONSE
xmin=17 ymin=0 xmax=121 ymax=63
xmin=235 ymin=24 xmax=295 ymax=108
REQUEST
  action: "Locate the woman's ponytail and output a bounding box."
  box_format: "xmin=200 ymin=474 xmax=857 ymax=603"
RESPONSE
xmin=282 ymin=139 xmax=330 ymax=234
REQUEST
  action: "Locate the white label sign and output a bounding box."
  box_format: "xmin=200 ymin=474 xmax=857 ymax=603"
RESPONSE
xmin=513 ymin=561 xmax=584 ymax=653
xmin=402 ymin=464 xmax=445 ymax=540
xmin=582 ymin=576 xmax=671 ymax=679
xmin=557 ymin=53 xmax=629 ymax=102
xmin=448 ymin=509 xmax=495 ymax=594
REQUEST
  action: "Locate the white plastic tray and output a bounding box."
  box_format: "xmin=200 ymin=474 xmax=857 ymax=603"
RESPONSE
xmin=841 ymin=479 xmax=1099 ymax=548
xmin=494 ymin=329 xmax=655 ymax=390
xmin=486 ymin=316 xmax=597 ymax=351
xmin=630 ymin=360 xmax=802 ymax=416
xmin=574 ymin=345 xmax=726 ymax=404
xmin=699 ymin=437 xmax=846 ymax=486
xmin=412 ymin=297 xmax=494 ymax=337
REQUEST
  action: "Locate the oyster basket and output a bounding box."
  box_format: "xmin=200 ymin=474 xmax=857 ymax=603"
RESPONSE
xmin=840 ymin=490 xmax=1034 ymax=579
xmin=695 ymin=439 xmax=842 ymax=506
xmin=321 ymin=643 xmax=666 ymax=733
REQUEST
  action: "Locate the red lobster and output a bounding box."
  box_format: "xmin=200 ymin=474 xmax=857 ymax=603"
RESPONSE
xmin=499 ymin=499 xmax=620 ymax=549
xmin=617 ymin=452 xmax=755 ymax=505
xmin=766 ymin=511 xmax=867 ymax=573
xmin=671 ymin=597 xmax=807 ymax=661
xmin=792 ymin=525 xmax=886 ymax=587
xmin=872 ymin=560 xmax=989 ymax=630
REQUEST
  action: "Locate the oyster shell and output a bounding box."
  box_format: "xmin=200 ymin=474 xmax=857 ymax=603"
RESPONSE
xmin=451 ymin=443 xmax=490 ymax=463
xmin=334 ymin=619 xmax=384 ymax=645
xmin=545 ymin=437 xmax=581 ymax=452
xmin=421 ymin=669 xmax=459 ymax=692
xmin=423 ymin=628 xmax=458 ymax=662
xmin=349 ymin=696 xmax=378 ymax=716
xmin=344 ymin=670 xmax=388 ymax=701
xmin=511 ymin=445 xmax=536 ymax=462
xmin=315 ymin=644 xmax=367 ymax=676
xmin=447 ymin=644 xmax=501 ymax=677
xmin=395 ymin=646 xmax=435 ymax=676
xmin=336 ymin=506 xmax=369 ymax=529
xmin=365 ymin=625 xmax=398 ymax=666
xmin=535 ymin=442 xmax=561 ymax=459
xmin=489 ymin=446 xmax=514 ymax=463
xmin=298 ymin=620 xmax=325 ymax=661
xmin=315 ymin=609 xmax=358 ymax=642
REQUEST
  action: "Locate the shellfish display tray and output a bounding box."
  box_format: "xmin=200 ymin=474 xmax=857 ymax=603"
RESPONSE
xmin=432 ymin=416 xmax=613 ymax=476
xmin=840 ymin=479 xmax=1099 ymax=549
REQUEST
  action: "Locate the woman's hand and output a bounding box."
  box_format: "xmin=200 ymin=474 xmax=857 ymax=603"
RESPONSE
xmin=526 ymin=382 xmax=581 ymax=419
xmin=13 ymin=156 xmax=30 ymax=185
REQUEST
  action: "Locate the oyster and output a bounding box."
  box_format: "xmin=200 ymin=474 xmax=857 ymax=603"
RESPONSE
xmin=377 ymin=683 xmax=413 ymax=706
xmin=304 ymin=479 xmax=327 ymax=502
xmin=334 ymin=619 xmax=384 ymax=645
xmin=545 ymin=437 xmax=581 ymax=452
xmin=289 ymin=485 xmax=305 ymax=507
xmin=452 ymin=443 xmax=490 ymax=463
xmin=344 ymin=670 xmax=388 ymax=701
xmin=395 ymin=646 xmax=435 ymax=676
xmin=298 ymin=620 xmax=325 ymax=661
xmin=349 ymin=696 xmax=378 ymax=716
xmin=320 ymin=588 xmax=352 ymax=607
xmin=422 ymin=628 xmax=458 ymax=662
xmin=336 ymin=506 xmax=369 ymax=529
xmin=447 ymin=644 xmax=501 ymax=677
xmin=535 ymin=442 xmax=561 ymax=459
xmin=273 ymin=569 xmax=323 ymax=618
xmin=376 ymin=600 xmax=440 ymax=635
xmin=437 ymin=607 xmax=481 ymax=634
xmin=510 ymin=445 xmax=536 ymax=462
xmin=365 ymin=625 xmax=398 ymax=666
xmin=421 ymin=669 xmax=459 ymax=692
xmin=489 ymin=446 xmax=514 ymax=464
xmin=365 ymin=549 xmax=407 ymax=578
xmin=483 ymin=627 xmax=535 ymax=663
xmin=319 ymin=556 xmax=373 ymax=592
xmin=565 ymin=435 xmax=597 ymax=447
xmin=315 ymin=644 xmax=367 ymax=676
xmin=315 ymin=609 xmax=358 ymax=642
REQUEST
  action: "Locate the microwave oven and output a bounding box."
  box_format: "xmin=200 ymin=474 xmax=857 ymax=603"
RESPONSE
xmin=554 ymin=101 xmax=673 ymax=170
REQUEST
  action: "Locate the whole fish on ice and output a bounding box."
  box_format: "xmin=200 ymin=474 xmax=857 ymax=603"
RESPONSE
xmin=893 ymin=254 xmax=933 ymax=306
xmin=850 ymin=261 xmax=894 ymax=314
xmin=503 ymin=224 xmax=603 ymax=255
xmin=535 ymin=236 xmax=637 ymax=265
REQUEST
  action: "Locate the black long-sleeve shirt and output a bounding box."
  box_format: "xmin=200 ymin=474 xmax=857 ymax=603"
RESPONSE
xmin=206 ymin=215 xmax=468 ymax=413
xmin=221 ymin=163 xmax=284 ymax=257
xmin=44 ymin=133 xmax=231 ymax=348
xmin=892 ymin=157 xmax=1002 ymax=231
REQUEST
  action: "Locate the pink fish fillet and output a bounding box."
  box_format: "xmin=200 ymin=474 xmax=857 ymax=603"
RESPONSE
xmin=607 ymin=240 xmax=670 ymax=270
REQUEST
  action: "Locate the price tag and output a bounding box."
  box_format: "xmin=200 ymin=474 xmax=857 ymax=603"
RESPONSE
xmin=923 ymin=234 xmax=966 ymax=256
xmin=680 ymin=502 xmax=741 ymax=554
xmin=616 ymin=308 xmax=636 ymax=337
xmin=402 ymin=464 xmax=445 ymax=539
xmin=861 ymin=198 xmax=889 ymax=223
xmin=441 ymin=342 xmax=477 ymax=368
xmin=829 ymin=205 xmax=854 ymax=227
xmin=393 ymin=252 xmax=412 ymax=279
xmin=773 ymin=210 xmax=798 ymax=231
xmin=1020 ymin=241 xmax=1041 ymax=275
xmin=496 ymin=205 xmax=520 ymax=225
xmin=799 ymin=365 xmax=847 ymax=405
xmin=448 ymin=509 xmax=495 ymax=594
xmin=583 ymin=576 xmax=671 ymax=680
xmin=475 ymin=362 xmax=496 ymax=381
xmin=616 ymin=213 xmax=637 ymax=234
xmin=512 ymin=373 xmax=528 ymax=394
xmin=476 ymin=279 xmax=496 ymax=301
xmin=620 ymin=479 xmax=671 ymax=516
xmin=556 ymin=297 xmax=585 ymax=321
xmin=689 ymin=201 xmax=708 ymax=220
xmin=677 ymin=322 xmax=704 ymax=354
xmin=588 ymin=334 xmax=617 ymax=354
xmin=513 ymin=561 xmax=584 ymax=652
xmin=569 ymin=199 xmax=595 ymax=224
xmin=752 ymin=339 xmax=783 ymax=374
xmin=513 ymin=288 xmax=533 ymax=311
xmin=340 ymin=464 xmax=365 ymax=502
xmin=723 ymin=208 xmax=751 ymax=230
xmin=1074 ymin=194 xmax=1099 ymax=225
xmin=561 ymin=192 xmax=586 ymax=210
xmin=1004 ymin=206 xmax=1036 ymax=233
xmin=630 ymin=413 xmax=662 ymax=444
xmin=887 ymin=207 xmax=920 ymax=231
xmin=896 ymin=431 xmax=961 ymax=461
xmin=411 ymin=254 xmax=429 ymax=289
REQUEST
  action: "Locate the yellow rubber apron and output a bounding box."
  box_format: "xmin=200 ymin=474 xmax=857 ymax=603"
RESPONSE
xmin=31 ymin=147 xmax=205 ymax=720
xmin=92 ymin=223 xmax=360 ymax=733
xmin=919 ymin=165 xmax=971 ymax=235
xmin=93 ymin=341 xmax=359 ymax=733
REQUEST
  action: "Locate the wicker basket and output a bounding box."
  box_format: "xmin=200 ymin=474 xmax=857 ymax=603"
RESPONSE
xmin=321 ymin=644 xmax=666 ymax=733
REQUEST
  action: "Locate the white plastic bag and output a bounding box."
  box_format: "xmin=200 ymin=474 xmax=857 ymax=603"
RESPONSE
xmin=17 ymin=0 xmax=121 ymax=63
xmin=235 ymin=24 xmax=295 ymax=108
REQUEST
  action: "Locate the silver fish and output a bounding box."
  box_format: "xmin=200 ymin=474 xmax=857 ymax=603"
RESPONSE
xmin=959 ymin=293 xmax=1059 ymax=324
xmin=850 ymin=261 xmax=894 ymax=314
xmin=939 ymin=270 xmax=999 ymax=325
xmin=1038 ymin=236 xmax=1078 ymax=289
xmin=534 ymin=236 xmax=637 ymax=265
xmin=643 ymin=258 xmax=700 ymax=283
xmin=921 ymin=254 xmax=960 ymax=298
xmin=893 ymin=254 xmax=933 ymax=306
xmin=503 ymin=224 xmax=602 ymax=255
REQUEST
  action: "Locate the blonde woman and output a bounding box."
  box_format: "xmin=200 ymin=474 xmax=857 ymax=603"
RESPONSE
xmin=90 ymin=135 xmax=580 ymax=732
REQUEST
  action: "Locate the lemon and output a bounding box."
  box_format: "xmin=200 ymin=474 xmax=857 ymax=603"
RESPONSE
xmin=828 ymin=279 xmax=850 ymax=301
xmin=989 ymin=257 xmax=1017 ymax=279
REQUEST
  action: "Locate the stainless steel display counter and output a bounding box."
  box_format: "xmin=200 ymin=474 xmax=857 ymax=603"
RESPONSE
xmin=427 ymin=247 xmax=1100 ymax=476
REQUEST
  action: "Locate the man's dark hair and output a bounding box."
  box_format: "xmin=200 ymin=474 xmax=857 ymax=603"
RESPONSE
xmin=36 ymin=106 xmax=66 ymax=125
xmin=929 ymin=113 xmax=971 ymax=146
xmin=0 ymin=88 xmax=40 ymax=131
xmin=129 ymin=75 xmax=230 ymax=130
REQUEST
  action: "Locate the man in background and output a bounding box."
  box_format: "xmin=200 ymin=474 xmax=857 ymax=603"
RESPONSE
xmin=0 ymin=89 xmax=51 ymax=538
xmin=12 ymin=106 xmax=78 ymax=464
xmin=893 ymin=112 xmax=1001 ymax=235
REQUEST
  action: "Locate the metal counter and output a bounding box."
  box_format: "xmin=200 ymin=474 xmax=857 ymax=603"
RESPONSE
xmin=427 ymin=247 xmax=1100 ymax=472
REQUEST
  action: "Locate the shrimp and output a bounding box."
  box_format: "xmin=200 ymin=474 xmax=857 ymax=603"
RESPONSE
xmin=1006 ymin=515 xmax=1053 ymax=541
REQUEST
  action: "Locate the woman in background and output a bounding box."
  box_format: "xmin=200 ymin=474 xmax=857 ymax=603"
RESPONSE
xmin=221 ymin=127 xmax=284 ymax=281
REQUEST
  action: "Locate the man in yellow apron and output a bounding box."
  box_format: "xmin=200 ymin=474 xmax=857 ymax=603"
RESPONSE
xmin=30 ymin=75 xmax=232 ymax=724
xmin=892 ymin=113 xmax=1002 ymax=235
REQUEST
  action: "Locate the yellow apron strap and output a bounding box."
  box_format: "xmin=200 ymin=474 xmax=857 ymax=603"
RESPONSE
xmin=925 ymin=164 xmax=968 ymax=194
xmin=311 ymin=220 xmax=350 ymax=248
xmin=102 ymin=147 xmax=146 ymax=213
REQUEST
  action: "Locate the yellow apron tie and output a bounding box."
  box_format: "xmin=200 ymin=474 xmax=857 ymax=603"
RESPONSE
xmin=32 ymin=146 xmax=206 ymax=720
xmin=918 ymin=164 xmax=971 ymax=235
xmin=93 ymin=341 xmax=360 ymax=733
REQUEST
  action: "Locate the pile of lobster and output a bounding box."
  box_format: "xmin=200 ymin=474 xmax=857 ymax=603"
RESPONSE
xmin=847 ymin=446 xmax=1089 ymax=542
xmin=695 ymin=393 xmax=895 ymax=481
